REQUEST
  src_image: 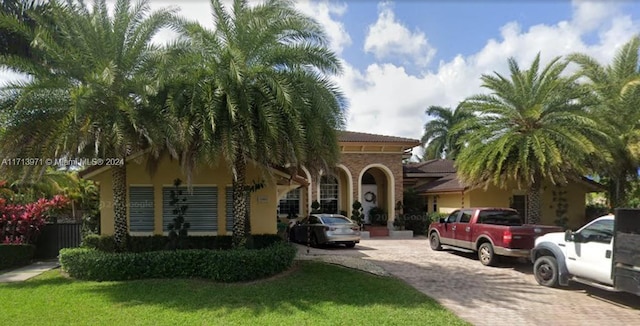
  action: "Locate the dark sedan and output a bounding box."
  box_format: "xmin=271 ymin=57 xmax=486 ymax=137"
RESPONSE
xmin=289 ymin=214 xmax=361 ymax=248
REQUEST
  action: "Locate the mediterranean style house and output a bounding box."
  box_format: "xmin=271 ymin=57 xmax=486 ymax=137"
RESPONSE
xmin=83 ymin=132 xmax=603 ymax=236
xmin=404 ymin=159 xmax=605 ymax=229
xmin=82 ymin=131 xmax=420 ymax=236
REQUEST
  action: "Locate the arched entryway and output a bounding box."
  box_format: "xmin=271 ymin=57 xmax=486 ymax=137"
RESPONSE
xmin=316 ymin=166 xmax=352 ymax=215
xmin=358 ymin=164 xmax=395 ymax=226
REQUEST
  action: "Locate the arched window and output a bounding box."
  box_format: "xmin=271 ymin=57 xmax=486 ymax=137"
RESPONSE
xmin=320 ymin=175 xmax=339 ymax=214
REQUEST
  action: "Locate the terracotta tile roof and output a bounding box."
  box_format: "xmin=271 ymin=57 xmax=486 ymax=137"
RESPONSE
xmin=413 ymin=173 xmax=466 ymax=193
xmin=338 ymin=130 xmax=420 ymax=144
xmin=404 ymin=159 xmax=457 ymax=174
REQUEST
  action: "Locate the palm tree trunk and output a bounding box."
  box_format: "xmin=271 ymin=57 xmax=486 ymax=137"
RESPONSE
xmin=112 ymin=163 xmax=128 ymax=249
xmin=526 ymin=180 xmax=541 ymax=224
xmin=232 ymin=152 xmax=248 ymax=248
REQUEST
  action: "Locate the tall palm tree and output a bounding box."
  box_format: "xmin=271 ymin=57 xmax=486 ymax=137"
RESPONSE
xmin=568 ymin=35 xmax=640 ymax=208
xmin=456 ymin=54 xmax=605 ymax=224
xmin=171 ymin=0 xmax=346 ymax=247
xmin=421 ymin=104 xmax=474 ymax=160
xmin=0 ymin=0 xmax=176 ymax=248
xmin=0 ymin=0 xmax=51 ymax=60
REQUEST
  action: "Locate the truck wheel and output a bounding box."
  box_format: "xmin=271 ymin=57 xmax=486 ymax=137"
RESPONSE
xmin=429 ymin=232 xmax=443 ymax=251
xmin=533 ymin=256 xmax=559 ymax=287
xmin=478 ymin=242 xmax=497 ymax=266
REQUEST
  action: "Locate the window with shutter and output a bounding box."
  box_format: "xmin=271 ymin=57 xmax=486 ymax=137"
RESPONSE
xmin=163 ymin=186 xmax=218 ymax=232
xmin=129 ymin=186 xmax=154 ymax=233
xmin=225 ymin=186 xmax=251 ymax=232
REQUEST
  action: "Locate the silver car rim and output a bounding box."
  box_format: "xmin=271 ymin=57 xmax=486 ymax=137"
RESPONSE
xmin=480 ymin=246 xmax=491 ymax=263
xmin=537 ymin=263 xmax=554 ymax=281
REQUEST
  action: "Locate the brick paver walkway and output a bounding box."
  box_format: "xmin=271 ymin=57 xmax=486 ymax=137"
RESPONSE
xmin=306 ymin=238 xmax=640 ymax=326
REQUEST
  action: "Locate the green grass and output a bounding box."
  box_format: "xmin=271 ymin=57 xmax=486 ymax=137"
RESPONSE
xmin=0 ymin=261 xmax=469 ymax=326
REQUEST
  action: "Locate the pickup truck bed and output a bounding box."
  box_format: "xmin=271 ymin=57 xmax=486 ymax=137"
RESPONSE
xmin=429 ymin=207 xmax=563 ymax=266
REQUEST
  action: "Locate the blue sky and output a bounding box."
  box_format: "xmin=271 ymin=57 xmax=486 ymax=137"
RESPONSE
xmin=2 ymin=0 xmax=640 ymax=151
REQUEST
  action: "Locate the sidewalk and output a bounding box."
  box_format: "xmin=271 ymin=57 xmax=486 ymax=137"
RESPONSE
xmin=0 ymin=261 xmax=60 ymax=283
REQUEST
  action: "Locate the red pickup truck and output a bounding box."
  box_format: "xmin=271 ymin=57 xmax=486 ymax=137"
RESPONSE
xmin=428 ymin=207 xmax=563 ymax=266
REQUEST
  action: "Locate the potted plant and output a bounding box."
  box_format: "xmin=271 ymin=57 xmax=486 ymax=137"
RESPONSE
xmin=351 ymin=200 xmax=364 ymax=230
xmin=365 ymin=206 xmax=389 ymax=237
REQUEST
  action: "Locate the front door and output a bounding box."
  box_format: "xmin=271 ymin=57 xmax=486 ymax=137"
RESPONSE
xmin=566 ymin=219 xmax=615 ymax=285
xmin=440 ymin=210 xmax=460 ymax=246
xmin=454 ymin=209 xmax=474 ymax=249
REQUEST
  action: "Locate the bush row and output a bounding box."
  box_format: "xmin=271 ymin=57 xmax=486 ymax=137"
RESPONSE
xmin=82 ymin=234 xmax=283 ymax=252
xmin=0 ymin=244 xmax=35 ymax=270
xmin=59 ymin=241 xmax=297 ymax=282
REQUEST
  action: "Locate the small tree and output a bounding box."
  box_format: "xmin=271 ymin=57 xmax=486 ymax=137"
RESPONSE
xmin=351 ymin=200 xmax=364 ymax=230
xmin=167 ymin=179 xmax=189 ymax=250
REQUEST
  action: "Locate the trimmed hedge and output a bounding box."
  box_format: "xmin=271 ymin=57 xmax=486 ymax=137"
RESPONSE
xmin=0 ymin=244 xmax=35 ymax=270
xmin=82 ymin=234 xmax=282 ymax=253
xmin=60 ymin=241 xmax=297 ymax=282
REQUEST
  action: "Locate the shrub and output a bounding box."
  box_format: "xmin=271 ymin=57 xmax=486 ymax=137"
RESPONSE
xmin=403 ymin=213 xmax=430 ymax=235
xmin=368 ymin=206 xmax=387 ymax=226
xmin=81 ymin=234 xmax=281 ymax=252
xmin=59 ymin=241 xmax=297 ymax=282
xmin=0 ymin=244 xmax=35 ymax=270
xmin=0 ymin=195 xmax=69 ymax=244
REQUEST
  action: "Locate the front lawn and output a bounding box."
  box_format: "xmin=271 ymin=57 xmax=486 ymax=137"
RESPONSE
xmin=0 ymin=261 xmax=468 ymax=325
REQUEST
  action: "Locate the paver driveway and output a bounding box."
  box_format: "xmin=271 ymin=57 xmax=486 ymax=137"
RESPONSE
xmin=302 ymin=238 xmax=640 ymax=326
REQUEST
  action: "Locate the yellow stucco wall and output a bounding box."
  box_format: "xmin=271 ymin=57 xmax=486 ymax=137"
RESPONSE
xmin=436 ymin=192 xmax=469 ymax=213
xmin=91 ymin=154 xmax=278 ymax=236
xmin=466 ymin=180 xmax=590 ymax=228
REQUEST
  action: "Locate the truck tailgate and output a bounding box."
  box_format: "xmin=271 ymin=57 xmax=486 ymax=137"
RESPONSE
xmin=507 ymin=225 xmax=564 ymax=249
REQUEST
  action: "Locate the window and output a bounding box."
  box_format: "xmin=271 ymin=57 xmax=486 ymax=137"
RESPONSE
xmin=478 ymin=210 xmax=523 ymax=226
xmin=433 ymin=195 xmax=438 ymax=212
xmin=459 ymin=210 xmax=473 ymax=223
xmin=320 ymin=216 xmax=351 ymax=224
xmin=163 ymin=186 xmax=218 ymax=232
xmin=320 ymin=175 xmax=339 ymax=214
xmin=511 ymin=195 xmax=527 ymax=221
xmin=225 ymin=187 xmax=251 ymax=232
xmin=278 ymin=188 xmax=300 ymax=217
xmin=445 ymin=210 xmax=460 ymax=223
xmin=129 ymin=186 xmax=154 ymax=233
xmin=579 ymin=219 xmax=614 ymax=243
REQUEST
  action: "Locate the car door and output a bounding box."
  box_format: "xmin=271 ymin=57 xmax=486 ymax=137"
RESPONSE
xmin=565 ymin=219 xmax=615 ymax=285
xmin=454 ymin=209 xmax=474 ymax=249
xmin=440 ymin=210 xmax=461 ymax=246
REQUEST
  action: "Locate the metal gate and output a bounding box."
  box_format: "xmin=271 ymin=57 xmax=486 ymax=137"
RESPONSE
xmin=34 ymin=222 xmax=82 ymax=259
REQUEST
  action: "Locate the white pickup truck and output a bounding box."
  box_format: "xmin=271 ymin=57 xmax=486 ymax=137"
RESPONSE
xmin=531 ymin=209 xmax=640 ymax=296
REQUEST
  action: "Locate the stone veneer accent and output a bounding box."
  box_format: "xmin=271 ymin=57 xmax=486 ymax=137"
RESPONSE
xmin=308 ymin=152 xmax=404 ymax=222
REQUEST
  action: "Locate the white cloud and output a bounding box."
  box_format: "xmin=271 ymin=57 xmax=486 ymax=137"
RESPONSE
xmin=364 ymin=2 xmax=436 ymax=67
xmin=295 ymin=1 xmax=351 ymax=55
xmin=339 ymin=1 xmax=640 ymax=159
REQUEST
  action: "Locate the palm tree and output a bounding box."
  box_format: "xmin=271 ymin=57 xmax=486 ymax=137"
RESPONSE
xmin=0 ymin=0 xmax=176 ymax=248
xmin=568 ymin=35 xmax=640 ymax=208
xmin=456 ymin=54 xmax=605 ymax=224
xmin=0 ymin=0 xmax=52 ymax=60
xmin=421 ymin=104 xmax=475 ymax=160
xmin=170 ymin=0 xmax=346 ymax=247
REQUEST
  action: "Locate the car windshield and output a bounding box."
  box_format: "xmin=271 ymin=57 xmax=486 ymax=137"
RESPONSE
xmin=320 ymin=216 xmax=352 ymax=225
xmin=478 ymin=210 xmax=522 ymax=226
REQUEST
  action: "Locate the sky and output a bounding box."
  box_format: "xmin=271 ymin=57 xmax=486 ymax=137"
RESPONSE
xmin=2 ymin=0 xmax=640 ymax=154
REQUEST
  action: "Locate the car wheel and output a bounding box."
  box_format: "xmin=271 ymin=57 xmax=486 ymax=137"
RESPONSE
xmin=345 ymin=242 xmax=356 ymax=248
xmin=429 ymin=232 xmax=443 ymax=251
xmin=478 ymin=242 xmax=497 ymax=266
xmin=534 ymin=256 xmax=559 ymax=287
